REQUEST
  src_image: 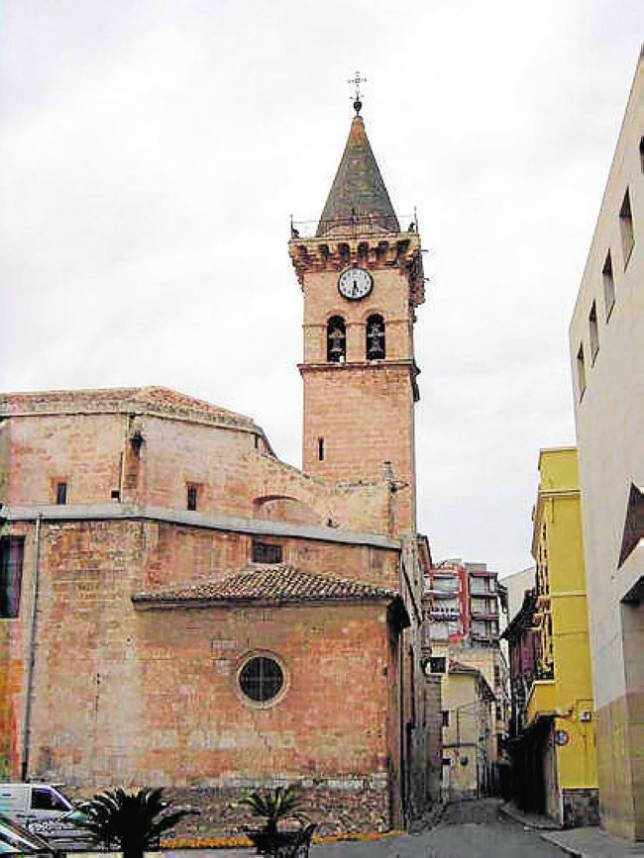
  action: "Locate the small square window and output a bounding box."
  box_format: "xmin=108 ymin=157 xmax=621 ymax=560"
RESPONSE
xmin=429 ymin=656 xmax=446 ymax=674
xmin=442 ymin=757 xmax=451 ymax=767
xmin=56 ymin=482 xmax=67 ymax=505
xmin=252 ymin=541 xmax=283 ymax=564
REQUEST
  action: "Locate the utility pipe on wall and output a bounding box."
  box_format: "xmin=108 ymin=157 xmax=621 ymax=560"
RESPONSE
xmin=21 ymin=513 xmax=42 ymax=782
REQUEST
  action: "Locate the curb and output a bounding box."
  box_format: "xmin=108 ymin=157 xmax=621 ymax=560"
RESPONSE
xmin=538 ymin=832 xmax=584 ymax=858
xmin=499 ymin=801 xmax=561 ymax=831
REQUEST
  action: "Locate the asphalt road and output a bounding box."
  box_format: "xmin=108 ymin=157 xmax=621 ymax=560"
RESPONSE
xmin=167 ymin=799 xmax=568 ymax=858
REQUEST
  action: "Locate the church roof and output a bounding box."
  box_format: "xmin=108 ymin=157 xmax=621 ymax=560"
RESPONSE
xmin=0 ymin=385 xmax=257 ymax=430
xmin=317 ymin=115 xmax=399 ymax=236
xmin=132 ymin=564 xmax=400 ymax=607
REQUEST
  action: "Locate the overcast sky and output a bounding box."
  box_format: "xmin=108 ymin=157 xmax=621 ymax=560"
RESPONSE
xmin=1 ymin=1 xmax=641 ymax=573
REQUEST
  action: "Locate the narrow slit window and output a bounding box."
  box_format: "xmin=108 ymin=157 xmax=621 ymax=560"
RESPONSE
xmin=56 ymin=482 xmax=67 ymax=505
xmin=327 ymin=316 xmax=346 ymax=363
xmin=577 ymin=344 xmax=586 ymax=399
xmin=602 ymin=251 xmax=615 ymax=319
xmin=317 ymin=437 xmax=325 ymax=461
xmin=366 ymin=314 xmax=386 ymax=360
xmin=640 ymin=137 xmax=644 ymax=173
xmin=620 ymin=188 xmax=634 ymax=268
xmin=589 ymin=302 xmax=599 ymax=363
xmin=187 ymin=484 xmax=198 ymax=511
xmin=0 ymin=537 xmax=24 ymax=618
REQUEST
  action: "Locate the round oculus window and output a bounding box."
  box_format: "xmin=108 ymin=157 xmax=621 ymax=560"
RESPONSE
xmin=238 ymin=655 xmax=284 ymax=703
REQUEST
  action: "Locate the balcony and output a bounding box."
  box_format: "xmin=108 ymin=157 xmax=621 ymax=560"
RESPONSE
xmin=526 ymin=679 xmax=556 ymax=727
xmin=471 ymin=610 xmax=499 ymax=621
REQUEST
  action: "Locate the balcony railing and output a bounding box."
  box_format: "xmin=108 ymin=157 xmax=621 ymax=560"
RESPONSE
xmin=290 ymin=212 xmax=418 ymax=240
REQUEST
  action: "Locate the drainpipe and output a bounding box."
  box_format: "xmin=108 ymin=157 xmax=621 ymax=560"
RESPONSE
xmin=399 ymin=630 xmax=406 ymax=826
xmin=21 ymin=513 xmax=42 ymax=782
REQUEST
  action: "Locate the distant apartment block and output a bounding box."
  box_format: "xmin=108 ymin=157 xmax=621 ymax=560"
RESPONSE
xmin=425 ymin=559 xmax=510 ymax=799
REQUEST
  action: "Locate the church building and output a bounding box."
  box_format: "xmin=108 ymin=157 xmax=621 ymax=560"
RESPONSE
xmin=0 ymin=98 xmax=438 ymax=834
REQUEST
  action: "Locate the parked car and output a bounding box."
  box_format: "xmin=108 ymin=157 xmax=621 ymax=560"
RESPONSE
xmin=0 ymin=814 xmax=54 ymax=855
xmin=0 ymin=784 xmax=89 ymax=851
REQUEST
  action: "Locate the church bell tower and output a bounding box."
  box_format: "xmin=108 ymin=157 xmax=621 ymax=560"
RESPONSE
xmin=288 ymin=91 xmax=425 ymax=533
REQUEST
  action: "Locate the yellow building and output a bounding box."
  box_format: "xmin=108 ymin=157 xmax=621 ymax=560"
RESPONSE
xmin=505 ymin=448 xmax=598 ymax=827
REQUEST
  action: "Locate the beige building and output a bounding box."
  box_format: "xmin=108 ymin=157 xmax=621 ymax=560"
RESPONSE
xmin=503 ymin=566 xmax=536 ymax=624
xmin=439 ymin=660 xmax=496 ymax=801
xmin=568 ymin=48 xmax=643 ymax=841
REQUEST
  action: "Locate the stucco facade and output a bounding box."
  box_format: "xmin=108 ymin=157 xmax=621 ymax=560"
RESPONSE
xmin=568 ymin=49 xmax=643 ymax=841
xmin=505 ymin=449 xmax=598 ymax=828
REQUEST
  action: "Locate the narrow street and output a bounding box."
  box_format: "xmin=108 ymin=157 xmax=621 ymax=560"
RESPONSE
xmin=168 ymin=799 xmax=569 ymax=858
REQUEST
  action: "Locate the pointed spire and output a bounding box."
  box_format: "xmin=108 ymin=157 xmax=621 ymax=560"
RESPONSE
xmin=317 ymin=113 xmax=399 ymax=237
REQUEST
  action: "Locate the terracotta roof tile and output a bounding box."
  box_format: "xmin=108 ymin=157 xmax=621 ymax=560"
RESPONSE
xmin=132 ymin=564 xmax=398 ymax=607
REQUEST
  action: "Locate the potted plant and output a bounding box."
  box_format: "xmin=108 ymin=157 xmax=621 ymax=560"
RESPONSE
xmin=72 ymin=786 xmax=198 ymax=858
xmin=239 ymin=784 xmax=315 ymax=857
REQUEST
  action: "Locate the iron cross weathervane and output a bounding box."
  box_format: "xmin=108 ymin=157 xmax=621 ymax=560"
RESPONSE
xmin=348 ymin=70 xmax=367 ymax=115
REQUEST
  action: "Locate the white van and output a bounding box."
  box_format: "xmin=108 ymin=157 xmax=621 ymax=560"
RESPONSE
xmin=0 ymin=784 xmax=87 ymax=848
xmin=0 ymin=784 xmax=75 ymax=826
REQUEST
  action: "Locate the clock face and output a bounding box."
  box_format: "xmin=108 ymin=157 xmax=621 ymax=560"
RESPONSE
xmin=338 ymin=267 xmax=373 ymax=300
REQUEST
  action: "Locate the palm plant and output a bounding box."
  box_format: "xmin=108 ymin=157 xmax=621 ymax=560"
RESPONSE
xmin=73 ymin=786 xmax=197 ymax=858
xmin=239 ymin=783 xmax=307 ymax=836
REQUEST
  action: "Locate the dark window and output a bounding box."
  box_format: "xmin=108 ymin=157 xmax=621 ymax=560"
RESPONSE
xmin=327 ymin=316 xmax=346 ymax=363
xmin=442 ymin=710 xmax=450 ymax=727
xmin=496 ymin=705 xmax=502 ymax=721
xmin=589 ymin=302 xmax=599 ymax=363
xmin=429 ymin=656 xmax=446 ymax=674
xmin=251 ymin=541 xmax=283 ymax=564
xmin=620 ymin=188 xmax=634 ymax=268
xmin=0 ymin=537 xmax=24 ymax=619
xmin=603 ymin=251 xmax=615 ymax=319
xmin=366 ymin=314 xmax=386 ymax=360
xmin=442 ymin=757 xmax=451 ymax=767
xmin=318 ymin=437 xmax=325 ymax=461
xmin=111 ymin=489 xmax=120 ymax=500
xmin=576 ymin=344 xmax=586 ymax=399
xmin=640 ymin=136 xmax=644 ymax=173
xmin=187 ymin=485 xmax=198 ymax=511
xmin=494 ymin=664 xmax=501 ymax=685
xmin=239 ymin=655 xmax=284 ymax=703
xmin=55 ymin=482 xmax=67 ymax=505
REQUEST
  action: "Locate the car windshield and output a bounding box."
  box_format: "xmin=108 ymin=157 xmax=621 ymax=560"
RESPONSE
xmin=30 ymin=787 xmax=71 ymax=812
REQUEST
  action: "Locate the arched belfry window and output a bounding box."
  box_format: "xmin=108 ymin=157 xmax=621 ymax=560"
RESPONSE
xmin=366 ymin=314 xmax=386 ymax=360
xmin=327 ymin=316 xmax=346 ymax=363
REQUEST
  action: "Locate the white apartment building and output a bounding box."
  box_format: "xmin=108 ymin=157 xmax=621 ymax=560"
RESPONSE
xmin=568 ymin=47 xmax=643 ymax=842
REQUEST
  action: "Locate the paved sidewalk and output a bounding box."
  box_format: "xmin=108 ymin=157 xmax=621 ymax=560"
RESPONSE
xmin=540 ymin=827 xmax=644 ymax=858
